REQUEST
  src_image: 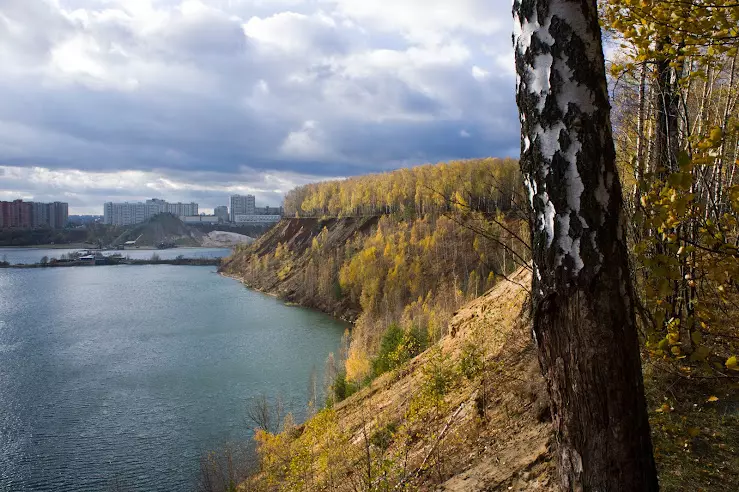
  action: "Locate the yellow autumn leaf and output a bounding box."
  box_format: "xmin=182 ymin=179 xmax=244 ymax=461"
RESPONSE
xmin=707 ymin=396 xmax=719 ymax=402
xmin=726 ymin=356 xmax=739 ymax=371
xmin=656 ymin=403 xmax=672 ymax=413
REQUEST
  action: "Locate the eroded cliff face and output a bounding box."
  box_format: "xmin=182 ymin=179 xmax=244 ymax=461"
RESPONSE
xmin=220 ymin=217 xmax=379 ymax=321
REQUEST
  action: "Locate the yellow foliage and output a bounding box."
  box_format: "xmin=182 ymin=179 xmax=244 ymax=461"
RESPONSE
xmin=284 ymin=158 xmax=522 ymax=217
xmin=345 ymin=346 xmax=371 ymax=382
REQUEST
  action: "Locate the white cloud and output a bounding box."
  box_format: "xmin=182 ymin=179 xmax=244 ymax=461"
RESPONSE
xmin=243 ymin=11 xmax=343 ymax=54
xmin=280 ymin=120 xmax=334 ymax=159
xmin=471 ymin=65 xmax=489 ymax=81
xmin=325 ymin=0 xmax=504 ymax=45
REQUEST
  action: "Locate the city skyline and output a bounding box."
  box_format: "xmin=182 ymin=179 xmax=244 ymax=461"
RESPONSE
xmin=103 ymin=198 xmax=199 ymax=226
xmin=0 ymin=193 xmax=283 ymax=216
xmin=1 ymin=193 xmax=288 ymax=216
xmin=102 ymin=194 xmax=283 ymax=226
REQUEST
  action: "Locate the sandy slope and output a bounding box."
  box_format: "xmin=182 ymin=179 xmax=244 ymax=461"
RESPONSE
xmin=201 ymin=231 xmax=254 ymax=247
xmin=323 ymin=268 xmax=555 ymax=490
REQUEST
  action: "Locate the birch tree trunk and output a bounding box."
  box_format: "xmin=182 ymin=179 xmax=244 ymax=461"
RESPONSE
xmin=633 ymin=61 xmax=649 ymax=230
xmin=715 ymin=53 xmax=738 ymax=215
xmin=513 ymin=0 xmax=659 ymax=489
xmin=653 ymin=43 xmax=681 ymax=178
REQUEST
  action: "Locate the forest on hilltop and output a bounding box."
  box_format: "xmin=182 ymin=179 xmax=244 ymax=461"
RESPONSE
xmin=283 ymin=158 xmax=522 ymax=218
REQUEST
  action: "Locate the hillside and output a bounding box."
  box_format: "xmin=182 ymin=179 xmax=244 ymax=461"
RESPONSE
xmin=112 ymin=214 xmax=254 ymax=248
xmin=241 ymin=268 xmax=557 ymax=491
xmin=221 ymin=212 xmax=529 ymax=380
xmin=221 ymin=217 xmax=379 ymax=321
xmin=114 ymin=213 xmax=204 ymax=247
xmin=284 ymin=158 xmax=521 ymax=217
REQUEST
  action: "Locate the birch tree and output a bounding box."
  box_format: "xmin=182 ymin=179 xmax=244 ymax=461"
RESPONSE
xmin=513 ymin=0 xmax=659 ymax=489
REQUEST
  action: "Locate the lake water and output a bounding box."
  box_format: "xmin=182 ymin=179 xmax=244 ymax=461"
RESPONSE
xmin=0 ymin=265 xmax=347 ymax=491
xmin=0 ymin=247 xmax=232 ymax=265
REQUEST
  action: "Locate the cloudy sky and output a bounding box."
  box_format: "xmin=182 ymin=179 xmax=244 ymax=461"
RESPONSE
xmin=0 ymin=0 xmax=518 ymax=214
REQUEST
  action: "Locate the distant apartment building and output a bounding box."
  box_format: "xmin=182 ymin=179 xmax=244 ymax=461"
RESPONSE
xmin=254 ymin=206 xmax=284 ymax=216
xmin=46 ymin=202 xmax=69 ymax=229
xmin=233 ymin=214 xmax=282 ymax=224
xmin=0 ymin=200 xmax=31 ymax=228
xmin=229 ymin=194 xmax=256 ymax=222
xmin=181 ymin=215 xmax=221 ymax=224
xmin=146 ymin=198 xmax=198 ymax=217
xmin=214 ymin=206 xmax=229 ymax=221
xmin=0 ymin=200 xmax=68 ymax=229
xmin=103 ymin=199 xmax=199 ymax=226
xmin=227 ymin=194 xmax=283 ymax=224
xmin=31 ymin=202 xmax=48 ymax=228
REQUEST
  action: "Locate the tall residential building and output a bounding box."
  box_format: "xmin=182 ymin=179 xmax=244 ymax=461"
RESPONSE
xmin=48 ymin=202 xmax=69 ymax=229
xmin=214 ymin=206 xmax=229 ymax=222
xmin=228 ymin=196 xmax=283 ymax=224
xmin=145 ymin=198 xmax=198 ymax=217
xmin=31 ymin=202 xmax=49 ymax=228
xmin=254 ymin=206 xmax=285 ymax=216
xmin=0 ymin=200 xmax=66 ymax=229
xmin=0 ymin=200 xmax=31 ymax=228
xmin=103 ymin=199 xmax=199 ymax=226
xmin=230 ymin=195 xmax=256 ymax=222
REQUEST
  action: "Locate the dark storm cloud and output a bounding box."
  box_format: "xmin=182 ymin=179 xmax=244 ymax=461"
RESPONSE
xmin=0 ymin=0 xmax=518 ymax=213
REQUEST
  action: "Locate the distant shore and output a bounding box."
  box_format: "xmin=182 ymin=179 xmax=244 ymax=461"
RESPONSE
xmin=1 ymin=257 xmax=222 ymax=269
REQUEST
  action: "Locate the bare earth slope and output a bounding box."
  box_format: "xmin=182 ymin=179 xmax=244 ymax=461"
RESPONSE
xmin=201 ymin=231 xmax=254 ymax=248
xmin=259 ymin=267 xmax=557 ymax=491
xmin=315 ymin=267 xmax=739 ymax=491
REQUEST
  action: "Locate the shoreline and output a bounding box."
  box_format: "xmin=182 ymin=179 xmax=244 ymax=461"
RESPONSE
xmin=218 ymin=270 xmax=355 ymax=325
xmin=218 ymin=271 xmax=280 ymax=299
